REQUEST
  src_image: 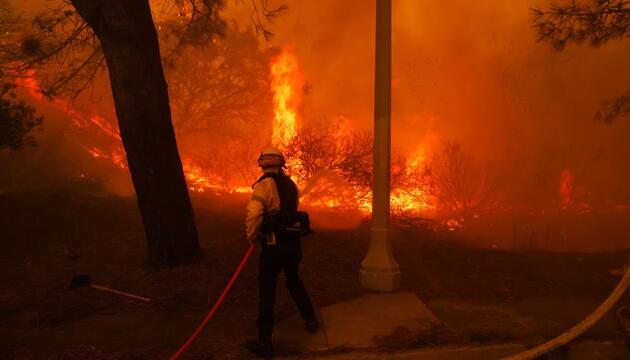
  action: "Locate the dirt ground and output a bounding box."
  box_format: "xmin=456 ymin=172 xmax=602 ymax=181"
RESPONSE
xmin=1 ymin=188 xmax=629 ymax=359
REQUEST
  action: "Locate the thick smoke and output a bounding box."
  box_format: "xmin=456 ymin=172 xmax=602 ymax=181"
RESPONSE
xmin=4 ymin=0 xmax=630 ymax=249
xmin=224 ymin=0 xmax=630 ymax=250
xmin=227 ymin=0 xmax=630 ymax=205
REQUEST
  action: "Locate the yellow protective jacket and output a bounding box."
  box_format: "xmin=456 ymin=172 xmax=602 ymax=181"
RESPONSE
xmin=246 ymin=170 xmax=287 ymax=245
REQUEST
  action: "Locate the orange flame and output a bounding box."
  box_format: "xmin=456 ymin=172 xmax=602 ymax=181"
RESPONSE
xmin=18 ymin=53 xmax=434 ymax=217
xmin=15 ymin=70 xmax=128 ymax=170
xmin=267 ymin=50 xmax=435 ymax=215
xmin=391 ymin=147 xmax=434 ymax=214
xmin=271 ymin=50 xmax=300 ymax=149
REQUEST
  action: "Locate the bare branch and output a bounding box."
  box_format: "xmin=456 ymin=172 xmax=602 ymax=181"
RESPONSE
xmin=248 ymin=0 xmax=288 ymax=41
xmin=166 ymin=25 xmax=272 ymax=138
xmin=160 ymin=0 xmax=228 ymax=61
xmin=428 ymin=142 xmax=498 ymax=223
xmin=531 ymin=0 xmax=630 ymax=49
xmin=596 ymin=91 xmax=630 ymax=122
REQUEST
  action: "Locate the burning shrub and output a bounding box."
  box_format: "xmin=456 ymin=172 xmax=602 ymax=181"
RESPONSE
xmin=391 ymin=148 xmax=434 ymax=216
xmin=428 ymin=142 xmax=497 ymax=224
xmin=281 ymin=118 xmax=440 ymax=216
xmin=184 ymin=138 xmax=264 ymax=193
xmin=283 ymin=118 xmax=373 ymax=203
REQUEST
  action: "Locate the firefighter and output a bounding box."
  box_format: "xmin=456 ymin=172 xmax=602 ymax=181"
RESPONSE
xmin=245 ymin=147 xmax=319 ymax=359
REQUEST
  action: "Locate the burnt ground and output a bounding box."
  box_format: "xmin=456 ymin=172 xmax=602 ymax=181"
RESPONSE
xmin=1 ymin=188 xmax=629 ymax=359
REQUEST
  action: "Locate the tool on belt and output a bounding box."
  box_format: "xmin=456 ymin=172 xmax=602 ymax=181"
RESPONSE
xmin=262 ymin=209 xmax=312 ymax=237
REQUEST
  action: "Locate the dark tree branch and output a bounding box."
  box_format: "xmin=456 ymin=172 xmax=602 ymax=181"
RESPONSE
xmin=0 ymin=0 xmax=43 ymax=151
xmin=531 ymin=0 xmax=630 ymax=49
xmin=249 ymin=0 xmax=288 ymax=41
xmin=532 ymin=1 xmax=629 ymax=123
xmin=161 ymin=0 xmax=228 ymax=61
xmin=166 ymin=25 xmax=272 ymax=138
xmin=596 ymin=92 xmax=630 ymax=122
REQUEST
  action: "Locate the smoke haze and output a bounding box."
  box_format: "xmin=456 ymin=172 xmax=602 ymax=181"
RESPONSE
xmin=3 ymin=0 xmax=630 ymax=248
xmin=226 ymin=0 xmax=630 ymax=201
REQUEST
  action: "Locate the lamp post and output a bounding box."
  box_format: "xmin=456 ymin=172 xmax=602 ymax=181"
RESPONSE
xmin=359 ymin=0 xmax=401 ymax=292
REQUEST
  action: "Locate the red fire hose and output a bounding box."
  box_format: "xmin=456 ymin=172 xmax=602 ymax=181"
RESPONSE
xmin=169 ymin=243 xmax=256 ymax=360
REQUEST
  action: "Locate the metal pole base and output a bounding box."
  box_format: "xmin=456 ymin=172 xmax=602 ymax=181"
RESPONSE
xmin=360 ymin=227 xmax=401 ymax=292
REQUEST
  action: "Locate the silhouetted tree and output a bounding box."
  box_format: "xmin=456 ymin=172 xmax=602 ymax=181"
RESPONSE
xmin=0 ymin=1 xmax=42 ymax=152
xmin=68 ymin=0 xmax=213 ymax=268
xmin=429 ymin=142 xmax=496 ymax=223
xmin=532 ymin=0 xmax=629 ymax=49
xmin=532 ymin=0 xmax=629 ymax=122
xmin=0 ymin=0 xmax=284 ymax=268
xmin=166 ymin=24 xmax=272 ymax=139
xmin=596 ymin=90 xmax=629 ymax=123
xmin=0 ymin=87 xmax=42 ymax=152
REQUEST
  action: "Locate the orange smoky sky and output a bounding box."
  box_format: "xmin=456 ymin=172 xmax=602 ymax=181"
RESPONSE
xmin=225 ymin=0 xmax=630 ymax=197
xmin=225 ymin=0 xmax=629 ymax=153
xmin=7 ymin=0 xmax=630 ymax=200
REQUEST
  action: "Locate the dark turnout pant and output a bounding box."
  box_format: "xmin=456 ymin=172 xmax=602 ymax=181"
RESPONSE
xmin=258 ymin=237 xmax=315 ymax=341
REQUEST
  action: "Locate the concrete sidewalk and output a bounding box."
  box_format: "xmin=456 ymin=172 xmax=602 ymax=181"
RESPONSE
xmin=273 ymin=292 xmax=629 ymax=359
xmin=274 ymin=292 xmax=439 ymax=352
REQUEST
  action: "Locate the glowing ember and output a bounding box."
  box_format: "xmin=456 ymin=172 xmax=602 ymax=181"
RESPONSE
xmin=85 ymin=115 xmax=121 ymax=141
xmin=13 ymin=71 xmax=43 ymax=100
xmin=560 ymin=168 xmax=574 ymax=210
xmin=445 ymin=218 xmax=463 ymax=231
xmin=270 ymin=50 xmax=300 ymax=149
xmin=182 ymin=160 xmax=252 ymax=194
xmin=183 ymin=161 xmax=221 ymax=193
xmin=81 ymin=146 xmax=127 ymax=169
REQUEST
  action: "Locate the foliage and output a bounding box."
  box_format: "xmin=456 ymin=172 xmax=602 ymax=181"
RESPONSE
xmin=283 ymin=118 xmax=373 ymax=191
xmin=0 ymin=89 xmax=43 ymax=152
xmin=0 ymin=1 xmax=42 ymax=151
xmin=0 ymin=1 xmax=102 ymax=99
xmin=596 ymin=90 xmax=630 ymax=122
xmin=531 ymin=0 xmax=629 ymax=50
xmin=0 ymin=0 xmax=282 ymax=99
xmin=166 ymin=24 xmax=272 ymax=138
xmin=0 ymin=0 xmax=285 ymax=151
xmin=0 ymin=0 xmax=286 ymax=136
xmin=246 ymin=0 xmax=290 ymax=41
xmin=532 ymin=0 xmax=629 ymax=122
xmin=159 ymin=0 xmax=228 ymax=60
xmin=282 ymin=123 xmax=499 ymax=222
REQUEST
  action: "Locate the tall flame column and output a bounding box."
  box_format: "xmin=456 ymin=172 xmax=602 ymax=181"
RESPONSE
xmin=360 ymin=0 xmax=401 ymax=292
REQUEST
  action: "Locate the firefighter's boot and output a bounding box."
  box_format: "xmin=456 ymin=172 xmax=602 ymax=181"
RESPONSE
xmin=245 ymin=338 xmax=273 ymax=359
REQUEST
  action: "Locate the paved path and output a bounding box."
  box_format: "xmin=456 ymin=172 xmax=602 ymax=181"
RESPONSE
xmin=274 ymin=292 xmax=629 ymax=359
xmin=275 ymin=292 xmax=438 ymax=352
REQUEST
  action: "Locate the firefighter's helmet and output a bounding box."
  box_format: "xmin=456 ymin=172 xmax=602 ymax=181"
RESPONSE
xmin=257 ymin=147 xmax=286 ymax=169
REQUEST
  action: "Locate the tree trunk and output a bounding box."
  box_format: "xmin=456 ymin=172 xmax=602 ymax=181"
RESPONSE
xmin=71 ymin=0 xmax=200 ymax=268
